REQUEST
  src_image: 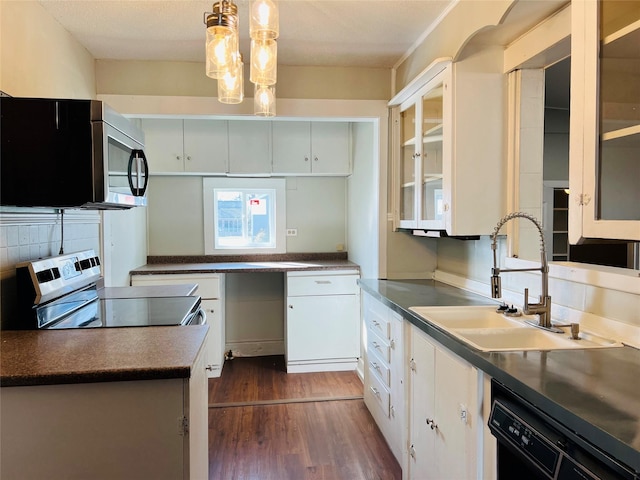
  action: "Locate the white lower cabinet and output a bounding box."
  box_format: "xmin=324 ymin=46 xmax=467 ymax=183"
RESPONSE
xmin=285 ymin=270 xmax=360 ymax=373
xmin=0 ymin=342 xmax=208 ymax=480
xmin=131 ymin=273 xmax=226 ymax=378
xmin=362 ymin=292 xmax=406 ymax=467
xmin=408 ymin=323 xmax=479 ymax=480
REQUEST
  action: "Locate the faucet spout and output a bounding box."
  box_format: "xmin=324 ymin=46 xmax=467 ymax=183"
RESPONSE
xmin=490 ymin=212 xmax=553 ymax=330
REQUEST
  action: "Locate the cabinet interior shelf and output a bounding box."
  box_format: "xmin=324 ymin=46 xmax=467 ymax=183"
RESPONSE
xmin=423 ymin=123 xmax=443 ymax=137
xmin=601 ymin=124 xmax=640 ymax=145
xmin=403 ymin=138 xmax=417 ymax=147
xmin=603 ymin=18 xmax=640 ymax=47
xmin=423 ymin=174 xmax=443 ymax=183
xmin=402 ymin=182 xmax=416 ymax=188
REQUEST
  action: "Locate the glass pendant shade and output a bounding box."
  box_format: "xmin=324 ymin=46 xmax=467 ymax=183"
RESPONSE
xmin=250 ymin=0 xmax=279 ymax=40
xmin=205 ymin=1 xmax=239 ymax=79
xmin=250 ymin=38 xmax=277 ymax=85
xmin=254 ymin=84 xmax=276 ymax=117
xmin=206 ymin=26 xmax=237 ymax=79
xmin=218 ymin=55 xmax=244 ymax=104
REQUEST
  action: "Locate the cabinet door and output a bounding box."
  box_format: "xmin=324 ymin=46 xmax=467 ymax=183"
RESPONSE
xmin=398 ymin=102 xmax=419 ymax=228
xmin=570 ymin=0 xmax=640 ymax=242
xmin=228 ymin=121 xmax=272 ymax=174
xmin=272 ymin=121 xmax=312 ymax=174
xmin=183 ymin=119 xmax=229 ymax=173
xmin=433 ymin=345 xmax=477 ymax=479
xmin=408 ymin=325 xmax=436 ymax=479
xmin=141 ymin=118 xmax=185 ymax=173
xmin=419 ymin=83 xmax=445 ymax=230
xmin=286 ymin=294 xmax=359 ymax=362
xmin=201 ymin=298 xmax=224 ymax=377
xmin=310 ymin=122 xmax=351 ymax=175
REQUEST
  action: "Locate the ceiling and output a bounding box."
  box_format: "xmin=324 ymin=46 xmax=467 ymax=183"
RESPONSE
xmin=38 ymin=0 xmax=457 ymax=68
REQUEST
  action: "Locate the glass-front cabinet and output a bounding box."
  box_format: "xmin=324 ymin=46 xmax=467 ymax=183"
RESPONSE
xmin=391 ymin=48 xmax=505 ymax=236
xmin=397 ymin=70 xmax=446 ymax=230
xmin=570 ymin=0 xmax=640 ymax=242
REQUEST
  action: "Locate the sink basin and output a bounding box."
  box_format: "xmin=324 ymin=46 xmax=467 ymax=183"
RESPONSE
xmin=409 ymin=306 xmax=524 ymax=329
xmin=450 ymin=327 xmax=623 ymax=352
xmin=409 ymin=305 xmax=624 ymax=352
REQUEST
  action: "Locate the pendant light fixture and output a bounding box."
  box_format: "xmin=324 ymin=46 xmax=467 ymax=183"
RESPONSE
xmin=254 ymin=84 xmax=276 ymax=117
xmin=218 ymin=54 xmax=244 ymax=104
xmin=204 ymin=0 xmax=279 ymax=115
xmin=204 ymin=1 xmax=239 ymax=80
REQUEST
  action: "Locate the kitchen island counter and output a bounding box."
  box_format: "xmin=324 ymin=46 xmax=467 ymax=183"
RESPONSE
xmin=0 ymin=325 xmax=208 ymax=387
xmin=359 ymin=278 xmax=640 ymax=475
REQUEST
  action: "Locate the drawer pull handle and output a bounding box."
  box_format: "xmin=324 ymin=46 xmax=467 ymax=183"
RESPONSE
xmin=314 ymin=280 xmax=332 ymax=284
xmin=370 ymin=386 xmax=380 ymax=397
xmin=372 ymin=320 xmax=380 ymax=327
xmin=372 ymin=341 xmax=382 ymax=351
xmin=370 ymin=361 xmax=381 ymax=372
xmin=426 ymin=418 xmax=438 ymax=430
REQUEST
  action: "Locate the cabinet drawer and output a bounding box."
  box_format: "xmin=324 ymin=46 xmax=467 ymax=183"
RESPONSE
xmin=365 ymin=306 xmax=391 ymax=340
xmin=367 ymin=367 xmax=390 ymax=418
xmin=368 ymin=349 xmax=391 ymax=388
xmin=368 ymin=329 xmax=391 ymax=363
xmin=131 ymin=274 xmax=221 ymax=299
xmin=287 ymin=272 xmax=359 ymax=296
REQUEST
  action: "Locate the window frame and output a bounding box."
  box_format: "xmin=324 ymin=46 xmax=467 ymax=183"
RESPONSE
xmin=203 ymin=177 xmax=286 ymax=254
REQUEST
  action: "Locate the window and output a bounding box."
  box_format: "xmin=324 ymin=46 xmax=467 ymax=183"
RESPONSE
xmin=203 ymin=178 xmax=286 ymax=254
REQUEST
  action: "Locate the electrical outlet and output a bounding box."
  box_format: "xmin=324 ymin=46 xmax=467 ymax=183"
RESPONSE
xmin=286 ymin=228 xmax=298 ymax=236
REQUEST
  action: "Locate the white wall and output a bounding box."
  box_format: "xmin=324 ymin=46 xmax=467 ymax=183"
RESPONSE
xmin=0 ymin=1 xmax=95 ymax=99
xmin=147 ymin=176 xmax=347 ymax=255
xmin=347 ymin=122 xmax=379 ymax=279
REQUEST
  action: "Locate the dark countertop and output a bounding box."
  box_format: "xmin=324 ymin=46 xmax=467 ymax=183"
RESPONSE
xmin=0 ymin=325 xmax=208 ymax=387
xmin=358 ymin=278 xmax=640 ymax=475
xmin=131 ymin=259 xmax=359 ymax=275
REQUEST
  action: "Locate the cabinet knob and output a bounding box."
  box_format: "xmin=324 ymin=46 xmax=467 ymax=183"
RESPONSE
xmin=288 ymin=304 xmax=293 ymax=309
xmin=314 ymin=156 xmax=318 ymax=162
xmin=304 ymin=156 xmax=309 ymax=162
xmin=187 ymin=156 xmax=192 ymax=161
xmin=176 ymin=155 xmax=181 ymax=161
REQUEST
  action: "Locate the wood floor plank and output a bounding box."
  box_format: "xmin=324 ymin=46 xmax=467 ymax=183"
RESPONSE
xmin=208 ymin=356 xmax=401 ymax=480
xmin=209 ymin=355 xmax=363 ymax=404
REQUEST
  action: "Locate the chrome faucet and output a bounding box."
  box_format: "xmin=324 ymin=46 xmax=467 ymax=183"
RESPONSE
xmin=490 ymin=212 xmax=558 ymax=332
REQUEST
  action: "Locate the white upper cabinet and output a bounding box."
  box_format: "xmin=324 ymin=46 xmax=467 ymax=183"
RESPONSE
xmin=391 ymin=48 xmax=505 ymax=236
xmin=228 ymin=121 xmax=272 ymax=174
xmin=141 ymin=118 xmax=229 ymax=174
xmin=272 ymin=121 xmax=351 ymax=175
xmin=570 ymin=0 xmax=640 ymax=242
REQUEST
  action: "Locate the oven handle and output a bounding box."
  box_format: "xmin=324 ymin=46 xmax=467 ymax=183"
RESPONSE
xmin=188 ymin=308 xmax=207 ymax=326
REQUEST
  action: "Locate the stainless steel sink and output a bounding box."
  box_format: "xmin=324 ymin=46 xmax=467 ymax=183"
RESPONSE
xmin=409 ymin=305 xmax=624 ymax=352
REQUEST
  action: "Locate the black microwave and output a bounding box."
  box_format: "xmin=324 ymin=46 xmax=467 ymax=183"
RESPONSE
xmin=1 ymin=97 xmax=149 ymax=209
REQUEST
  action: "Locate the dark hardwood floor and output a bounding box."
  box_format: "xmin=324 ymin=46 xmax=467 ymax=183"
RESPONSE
xmin=208 ymin=355 xmax=401 ymax=480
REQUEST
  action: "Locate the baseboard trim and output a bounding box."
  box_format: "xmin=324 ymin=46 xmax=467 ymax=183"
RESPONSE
xmin=225 ymin=340 xmax=284 ymax=358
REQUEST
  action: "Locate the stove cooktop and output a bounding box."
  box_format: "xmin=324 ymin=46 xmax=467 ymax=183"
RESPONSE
xmin=41 ymin=295 xmax=201 ymax=329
